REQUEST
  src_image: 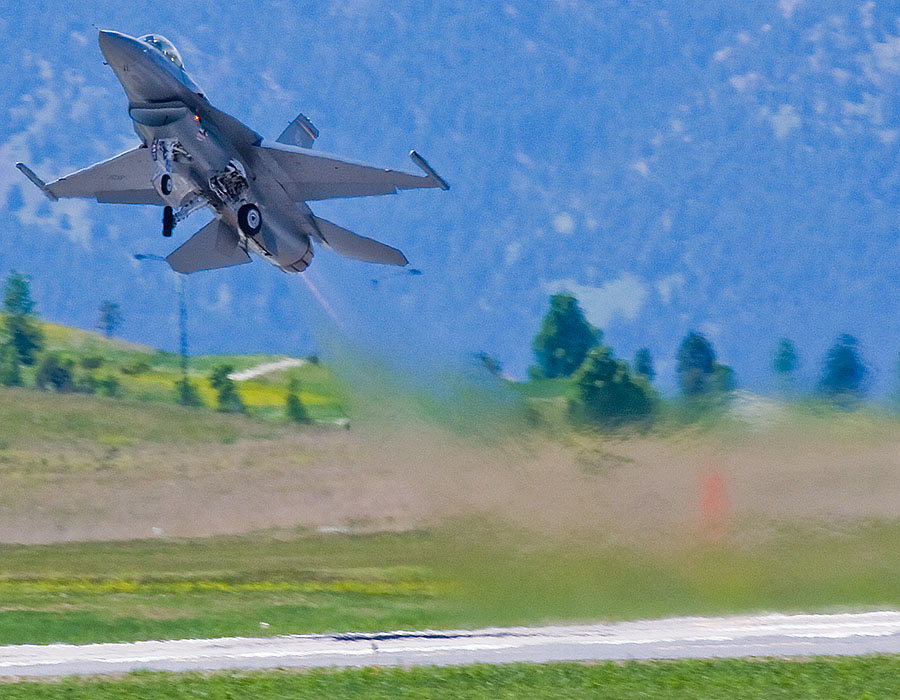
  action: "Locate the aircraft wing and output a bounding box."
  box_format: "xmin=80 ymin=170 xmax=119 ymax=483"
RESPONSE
xmin=253 ymin=141 xmax=449 ymax=201
xmin=18 ymin=147 xmax=163 ymax=205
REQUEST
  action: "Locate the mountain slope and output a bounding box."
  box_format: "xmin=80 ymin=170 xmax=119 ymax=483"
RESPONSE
xmin=2 ymin=1 xmax=899 ymax=392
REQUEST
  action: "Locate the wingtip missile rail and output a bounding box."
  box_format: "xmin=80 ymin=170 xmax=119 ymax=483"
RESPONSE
xmin=15 ymin=163 xmax=58 ymax=201
xmin=410 ymin=151 xmax=450 ymax=191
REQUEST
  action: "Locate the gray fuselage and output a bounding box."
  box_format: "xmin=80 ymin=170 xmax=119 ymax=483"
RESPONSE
xmin=98 ymin=31 xmax=314 ymax=271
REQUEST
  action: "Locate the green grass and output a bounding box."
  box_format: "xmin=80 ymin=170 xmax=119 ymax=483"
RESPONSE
xmin=6 ymin=658 xmax=900 ymax=698
xmin=4 ymin=520 xmax=900 ymax=645
xmin=0 ymin=387 xmax=289 ymax=448
xmin=5 ymin=317 xmax=348 ymax=421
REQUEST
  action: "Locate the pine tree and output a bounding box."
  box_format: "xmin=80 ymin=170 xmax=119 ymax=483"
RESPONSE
xmin=97 ymin=300 xmax=123 ymax=338
xmin=285 ymin=375 xmax=310 ymax=423
xmin=2 ymin=271 xmax=43 ymax=366
xmin=633 ymin=348 xmax=655 ymax=381
xmin=774 ymin=338 xmax=798 ymax=374
xmin=676 ymin=331 xmax=716 ymax=396
xmin=209 ymin=364 xmax=244 ymax=413
xmin=820 ymin=334 xmax=866 ymax=398
xmin=532 ymin=293 xmax=599 ymax=379
xmin=174 ymin=377 xmax=203 ymax=407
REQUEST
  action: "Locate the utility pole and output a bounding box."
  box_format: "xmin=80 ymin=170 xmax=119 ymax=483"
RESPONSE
xmin=178 ymin=273 xmax=188 ymax=381
xmin=135 ymin=254 xmax=189 ymax=382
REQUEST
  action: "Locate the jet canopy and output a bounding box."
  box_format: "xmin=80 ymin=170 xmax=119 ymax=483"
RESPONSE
xmin=139 ymin=34 xmax=183 ymax=68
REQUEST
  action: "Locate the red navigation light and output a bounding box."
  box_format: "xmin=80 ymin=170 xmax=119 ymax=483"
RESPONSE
xmin=193 ymin=114 xmax=200 ymax=122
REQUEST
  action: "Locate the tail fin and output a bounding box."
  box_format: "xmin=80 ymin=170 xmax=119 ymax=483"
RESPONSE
xmin=313 ymin=216 xmax=408 ymax=266
xmin=166 ymin=218 xmax=251 ymax=274
xmin=276 ymin=112 xmax=319 ymax=148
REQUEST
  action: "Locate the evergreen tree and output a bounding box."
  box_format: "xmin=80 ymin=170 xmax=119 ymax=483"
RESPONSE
xmin=0 ymin=343 xmax=22 ymax=387
xmin=820 ymin=334 xmax=866 ymax=397
xmin=633 ymin=348 xmax=655 ymax=381
xmin=572 ymin=345 xmax=655 ymax=427
xmin=209 ymin=364 xmax=244 ymax=412
xmin=532 ymin=293 xmax=599 ymax=379
xmin=96 ymin=300 xmax=123 ymax=338
xmin=3 ymin=271 xmax=35 ymax=315
xmin=174 ymin=377 xmax=203 ymax=407
xmin=285 ymin=375 xmax=310 ymax=423
xmin=2 ymin=271 xmax=43 ymax=366
xmin=774 ymin=338 xmax=798 ymax=376
xmin=676 ymin=331 xmax=716 ymax=396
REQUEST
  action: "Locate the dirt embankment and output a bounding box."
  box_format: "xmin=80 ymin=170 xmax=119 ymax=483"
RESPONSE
xmin=2 ymin=421 xmax=899 ymax=545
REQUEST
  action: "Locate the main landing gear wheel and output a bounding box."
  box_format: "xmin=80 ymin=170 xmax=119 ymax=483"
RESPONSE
xmin=160 ymin=173 xmax=173 ymax=196
xmin=162 ymin=206 xmax=175 ymax=237
xmin=237 ymin=203 xmax=262 ymax=236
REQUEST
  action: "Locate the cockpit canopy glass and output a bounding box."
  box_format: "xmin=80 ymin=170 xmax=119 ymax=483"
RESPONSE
xmin=139 ymin=34 xmax=183 ymax=68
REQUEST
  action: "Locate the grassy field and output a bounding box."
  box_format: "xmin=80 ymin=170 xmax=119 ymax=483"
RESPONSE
xmin=6 ymin=658 xmax=900 ymax=698
xmin=2 ymin=519 xmax=900 ymax=645
xmin=5 ymin=318 xmax=900 ymax=662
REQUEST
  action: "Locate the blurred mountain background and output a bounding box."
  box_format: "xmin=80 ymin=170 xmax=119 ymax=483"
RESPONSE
xmin=2 ymin=0 xmax=899 ymax=393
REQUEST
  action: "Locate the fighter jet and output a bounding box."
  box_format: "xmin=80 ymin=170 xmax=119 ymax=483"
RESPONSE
xmin=16 ymin=31 xmax=448 ymax=274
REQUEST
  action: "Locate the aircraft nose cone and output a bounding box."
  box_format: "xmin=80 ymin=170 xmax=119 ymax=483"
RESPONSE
xmin=98 ymin=30 xmax=141 ymax=64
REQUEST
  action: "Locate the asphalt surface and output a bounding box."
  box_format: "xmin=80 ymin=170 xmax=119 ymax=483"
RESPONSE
xmin=3 ymin=611 xmax=900 ymax=677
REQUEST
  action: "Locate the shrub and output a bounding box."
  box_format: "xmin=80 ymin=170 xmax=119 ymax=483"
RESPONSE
xmin=174 ymin=377 xmax=203 ymax=407
xmin=286 ymin=393 xmax=310 ymax=423
xmin=285 ymin=376 xmax=310 ymax=423
xmin=75 ymin=372 xmax=97 ymax=394
xmin=97 ymin=374 xmax=120 ymax=398
xmin=0 ymin=343 xmax=22 ymax=387
xmin=80 ymin=355 xmax=104 ymax=370
xmin=209 ymin=364 xmax=244 ymax=413
xmin=120 ymin=359 xmax=151 ymax=375
xmin=571 ymin=346 xmax=655 ymax=427
xmin=35 ymin=353 xmax=74 ymax=392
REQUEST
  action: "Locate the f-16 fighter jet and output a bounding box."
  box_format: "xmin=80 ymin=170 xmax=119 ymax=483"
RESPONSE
xmin=16 ymin=31 xmax=448 ymax=274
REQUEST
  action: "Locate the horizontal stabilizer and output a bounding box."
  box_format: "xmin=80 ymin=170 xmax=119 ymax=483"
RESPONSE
xmin=166 ymin=219 xmax=251 ymax=274
xmin=276 ymin=112 xmax=319 ymax=148
xmin=313 ymin=216 xmax=408 ymax=266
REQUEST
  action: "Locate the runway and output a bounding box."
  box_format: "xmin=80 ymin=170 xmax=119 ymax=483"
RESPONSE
xmin=3 ymin=611 xmax=900 ymax=677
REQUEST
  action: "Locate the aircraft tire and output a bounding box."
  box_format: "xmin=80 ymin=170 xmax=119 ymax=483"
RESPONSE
xmin=238 ymin=203 xmax=262 ymax=236
xmin=162 ymin=206 xmax=175 ymax=237
xmin=160 ymin=173 xmax=173 ymax=196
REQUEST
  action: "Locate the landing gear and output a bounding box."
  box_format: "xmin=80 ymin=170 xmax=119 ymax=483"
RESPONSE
xmin=163 ymin=206 xmax=175 ymax=237
xmin=159 ymin=173 xmax=173 ymax=196
xmin=237 ymin=203 xmax=262 ymax=236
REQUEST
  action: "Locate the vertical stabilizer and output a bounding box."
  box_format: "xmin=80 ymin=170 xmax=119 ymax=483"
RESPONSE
xmin=276 ymin=113 xmax=319 ymax=148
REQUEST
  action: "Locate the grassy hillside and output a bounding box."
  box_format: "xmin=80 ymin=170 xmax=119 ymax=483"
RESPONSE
xmin=7 ymin=317 xmax=347 ymax=422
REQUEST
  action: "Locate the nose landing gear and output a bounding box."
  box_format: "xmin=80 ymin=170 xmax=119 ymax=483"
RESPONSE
xmin=163 ymin=206 xmax=175 ymax=237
